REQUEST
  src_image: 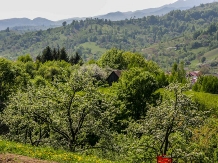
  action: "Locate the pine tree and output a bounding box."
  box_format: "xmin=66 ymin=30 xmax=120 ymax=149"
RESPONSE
xmin=59 ymin=47 xmax=68 ymax=62
xmin=42 ymin=46 xmax=53 ymax=63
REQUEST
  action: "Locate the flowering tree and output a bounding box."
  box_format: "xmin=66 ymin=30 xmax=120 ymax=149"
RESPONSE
xmin=128 ymin=83 xmax=205 ymax=160
xmin=2 ymin=69 xmax=117 ymax=151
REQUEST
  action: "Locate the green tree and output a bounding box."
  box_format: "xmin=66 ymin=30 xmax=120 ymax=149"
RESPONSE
xmin=2 ymin=68 xmax=118 ymax=151
xmin=169 ymin=62 xmax=186 ymax=83
xmin=193 ymin=75 xmax=218 ymax=94
xmin=17 ymin=54 xmax=33 ymax=63
xmin=201 ymin=56 xmax=206 ymax=63
xmin=62 ymin=21 xmax=67 ymax=27
xmin=0 ymin=58 xmax=20 ymax=110
xmin=98 ymin=48 xmax=126 ymax=69
xmin=37 ymin=60 xmax=71 ymax=81
xmin=40 ymin=46 xmax=53 ymax=63
xmin=59 ymin=47 xmax=69 ymax=62
xmin=0 ymin=58 xmax=28 ymax=134
xmin=98 ymin=48 xmax=147 ymax=70
xmin=132 ymin=83 xmax=204 ymax=157
xmin=69 ymin=52 xmax=83 ymax=65
xmin=116 ymin=68 xmax=159 ymax=120
xmin=52 ymin=48 xmax=58 ymax=60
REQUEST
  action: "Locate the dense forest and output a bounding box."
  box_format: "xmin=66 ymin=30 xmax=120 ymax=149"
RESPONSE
xmin=0 ymin=48 xmax=218 ymax=162
xmin=1 ymin=2 xmax=218 ymax=71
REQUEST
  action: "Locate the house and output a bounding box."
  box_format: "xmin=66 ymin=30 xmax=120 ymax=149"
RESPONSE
xmin=187 ymin=71 xmax=201 ymax=83
xmin=106 ymin=70 xmax=122 ymax=86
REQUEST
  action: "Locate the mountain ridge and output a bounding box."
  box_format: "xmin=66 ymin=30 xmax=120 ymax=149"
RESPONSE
xmin=0 ymin=0 xmax=216 ymax=31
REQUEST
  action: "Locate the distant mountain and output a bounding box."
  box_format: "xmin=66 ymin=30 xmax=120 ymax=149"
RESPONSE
xmin=0 ymin=0 xmax=216 ymax=30
xmin=0 ymin=17 xmax=57 ymax=30
xmin=96 ymin=0 xmax=216 ymax=20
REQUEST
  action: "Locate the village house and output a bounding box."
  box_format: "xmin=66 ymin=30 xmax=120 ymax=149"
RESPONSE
xmin=106 ymin=70 xmax=122 ymax=86
xmin=187 ymin=71 xmax=201 ymax=83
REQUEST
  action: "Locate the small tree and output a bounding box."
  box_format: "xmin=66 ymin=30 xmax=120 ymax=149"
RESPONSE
xmin=17 ymin=54 xmax=33 ymax=63
xmin=137 ymin=83 xmax=204 ymax=157
xmin=201 ymin=56 xmax=206 ymax=63
xmin=62 ymin=21 xmax=67 ymax=27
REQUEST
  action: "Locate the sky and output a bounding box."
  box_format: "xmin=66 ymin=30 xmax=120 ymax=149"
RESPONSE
xmin=1 ymin=0 xmax=177 ymax=21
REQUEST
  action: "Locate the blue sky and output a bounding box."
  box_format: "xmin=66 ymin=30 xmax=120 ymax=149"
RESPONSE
xmin=1 ymin=0 xmax=177 ymax=20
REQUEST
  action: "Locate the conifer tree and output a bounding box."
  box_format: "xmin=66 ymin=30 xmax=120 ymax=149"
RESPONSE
xmin=59 ymin=47 xmax=68 ymax=62
xmin=41 ymin=46 xmax=53 ymax=63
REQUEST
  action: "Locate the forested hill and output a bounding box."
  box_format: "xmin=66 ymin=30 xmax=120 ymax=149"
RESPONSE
xmin=1 ymin=2 xmax=218 ymax=69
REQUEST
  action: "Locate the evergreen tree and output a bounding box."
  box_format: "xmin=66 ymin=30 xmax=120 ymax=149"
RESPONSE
xmin=41 ymin=46 xmax=53 ymax=63
xmin=69 ymin=52 xmax=82 ymax=65
xmin=59 ymin=47 xmax=68 ymax=62
xmin=52 ymin=48 xmax=58 ymax=60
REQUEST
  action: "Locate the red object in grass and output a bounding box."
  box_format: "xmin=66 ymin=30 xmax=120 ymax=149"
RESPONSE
xmin=157 ymin=155 xmax=172 ymax=163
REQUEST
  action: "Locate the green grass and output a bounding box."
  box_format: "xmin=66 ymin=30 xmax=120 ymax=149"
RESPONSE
xmin=98 ymin=86 xmax=117 ymax=96
xmin=186 ymin=90 xmax=218 ymax=114
xmin=80 ymin=42 xmax=107 ymax=54
xmin=190 ymin=47 xmax=205 ymax=54
xmin=189 ymin=47 xmax=218 ymax=69
xmin=157 ymin=88 xmax=218 ymax=114
xmin=0 ymin=139 xmax=114 ymax=163
xmin=203 ymin=47 xmax=218 ymax=60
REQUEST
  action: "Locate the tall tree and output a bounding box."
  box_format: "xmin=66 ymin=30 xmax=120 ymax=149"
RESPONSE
xmin=52 ymin=48 xmax=58 ymax=60
xmin=59 ymin=47 xmax=69 ymax=62
xmin=41 ymin=46 xmax=53 ymax=63
xmin=116 ymin=68 xmax=159 ymax=120
xmin=69 ymin=52 xmax=82 ymax=65
xmin=0 ymin=58 xmax=19 ymax=111
xmin=169 ymin=62 xmax=186 ymax=83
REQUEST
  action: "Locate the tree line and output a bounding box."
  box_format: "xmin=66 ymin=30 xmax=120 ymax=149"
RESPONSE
xmin=36 ymin=46 xmax=82 ymax=65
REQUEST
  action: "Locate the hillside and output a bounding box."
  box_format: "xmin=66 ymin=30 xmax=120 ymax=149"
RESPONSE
xmin=0 ymin=140 xmax=115 ymax=163
xmin=1 ymin=2 xmax=218 ymax=71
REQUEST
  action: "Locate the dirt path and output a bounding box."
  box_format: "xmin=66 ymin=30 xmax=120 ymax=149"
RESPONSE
xmin=0 ymin=154 xmax=58 ymax=163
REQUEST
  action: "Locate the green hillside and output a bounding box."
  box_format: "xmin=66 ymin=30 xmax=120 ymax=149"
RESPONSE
xmin=1 ymin=2 xmax=218 ymax=71
xmin=0 ymin=139 xmax=116 ymax=163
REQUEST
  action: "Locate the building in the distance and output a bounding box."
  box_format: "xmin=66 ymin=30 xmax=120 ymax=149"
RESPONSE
xmin=106 ymin=70 xmax=122 ymax=86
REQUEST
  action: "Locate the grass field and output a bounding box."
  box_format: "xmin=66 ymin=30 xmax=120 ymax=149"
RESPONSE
xmin=80 ymin=42 xmax=107 ymax=54
xmin=203 ymin=48 xmax=218 ymax=60
xmin=0 ymin=139 xmax=115 ymax=163
xmin=158 ymin=88 xmax=218 ymax=114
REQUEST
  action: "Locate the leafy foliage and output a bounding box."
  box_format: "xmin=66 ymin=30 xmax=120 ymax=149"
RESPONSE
xmin=128 ymin=83 xmax=205 ymax=159
xmin=116 ymin=68 xmax=159 ymax=120
xmin=2 ymin=68 xmax=118 ymax=152
xmin=193 ymin=75 xmax=218 ymax=94
xmin=0 ymin=49 xmax=218 ymax=162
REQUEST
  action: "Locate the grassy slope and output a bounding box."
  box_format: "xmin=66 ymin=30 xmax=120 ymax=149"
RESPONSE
xmin=187 ymin=91 xmax=218 ymax=114
xmin=158 ymin=88 xmax=218 ymax=113
xmin=80 ymin=42 xmax=107 ymax=54
xmin=0 ymin=139 xmax=115 ymax=163
xmin=203 ymin=48 xmax=218 ymax=60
